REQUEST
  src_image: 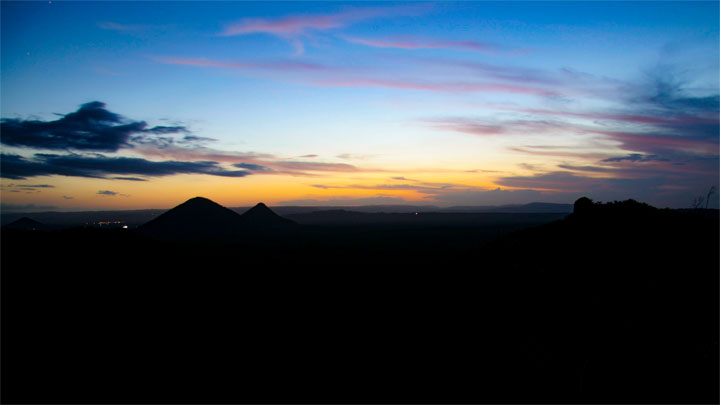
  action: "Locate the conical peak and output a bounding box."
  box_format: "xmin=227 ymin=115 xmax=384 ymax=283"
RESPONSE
xmin=8 ymin=217 xmax=44 ymax=226
xmin=16 ymin=217 xmax=42 ymax=224
xmin=239 ymin=202 xmax=296 ymax=227
xmin=138 ymin=196 xmax=242 ymax=239
xmin=4 ymin=217 xmax=47 ymax=230
xmin=244 ymin=202 xmax=276 ymax=216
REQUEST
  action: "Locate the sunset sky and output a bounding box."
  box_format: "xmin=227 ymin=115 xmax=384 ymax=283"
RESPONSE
xmin=2 ymin=1 xmax=718 ymax=211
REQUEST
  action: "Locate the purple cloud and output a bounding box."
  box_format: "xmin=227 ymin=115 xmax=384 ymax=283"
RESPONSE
xmin=220 ymin=4 xmax=432 ymax=37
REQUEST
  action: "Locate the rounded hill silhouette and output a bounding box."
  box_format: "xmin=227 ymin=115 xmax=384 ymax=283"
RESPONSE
xmin=138 ymin=197 xmax=295 ymax=239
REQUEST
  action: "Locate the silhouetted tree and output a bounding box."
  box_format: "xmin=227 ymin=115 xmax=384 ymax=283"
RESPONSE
xmin=573 ymin=197 xmax=594 ymax=215
xmin=691 ymin=196 xmax=705 ymax=210
xmin=691 ymin=186 xmax=717 ymax=210
xmin=705 ymin=186 xmax=716 ymax=209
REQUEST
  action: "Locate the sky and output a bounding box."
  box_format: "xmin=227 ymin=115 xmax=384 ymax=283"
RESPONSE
xmin=1 ymin=1 xmax=718 ymax=211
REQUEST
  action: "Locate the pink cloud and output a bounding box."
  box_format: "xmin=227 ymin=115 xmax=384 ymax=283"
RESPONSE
xmin=220 ymin=4 xmax=433 ymax=37
xmin=222 ymin=15 xmax=343 ymax=37
xmin=423 ymin=118 xmax=575 ymax=137
xmin=422 ymin=119 xmax=506 ymax=136
xmin=155 ymin=57 xmax=563 ymax=97
xmin=135 ymin=145 xmax=273 ymax=165
xmin=594 ymin=130 xmax=719 ymax=155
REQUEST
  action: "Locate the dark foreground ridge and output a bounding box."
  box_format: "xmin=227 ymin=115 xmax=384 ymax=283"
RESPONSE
xmin=2 ymin=197 xmax=718 ymax=404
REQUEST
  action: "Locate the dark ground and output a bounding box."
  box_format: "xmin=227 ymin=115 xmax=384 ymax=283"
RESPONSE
xmin=1 ymin=200 xmax=718 ymax=404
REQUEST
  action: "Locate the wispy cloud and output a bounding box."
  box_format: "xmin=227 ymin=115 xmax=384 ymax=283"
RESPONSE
xmin=337 ymin=153 xmax=375 ymax=160
xmin=278 ymin=195 xmax=411 ymax=206
xmin=501 ymin=107 xmax=676 ymax=125
xmin=592 ymin=129 xmax=718 ymax=156
xmin=12 ymin=184 xmax=54 ymax=188
xmin=134 ymin=144 xmax=365 ymax=176
xmin=220 ymin=4 xmax=432 ymax=37
xmin=98 ymin=21 xmax=168 ymax=33
xmin=314 ymin=78 xmax=557 ymax=96
xmin=97 ymin=190 xmax=119 ymax=196
xmin=311 ymin=180 xmax=463 ymax=196
xmin=602 ymin=154 xmax=669 ymax=163
xmin=219 ymin=4 xmax=432 ymax=54
xmin=155 ymin=57 xmax=329 ymax=72
xmin=4 ymin=183 xmax=55 ymax=193
xmin=97 ymin=190 xmax=131 ymax=197
xmin=496 ymin=171 xmax=609 ymax=192
xmin=344 ymin=35 xmax=519 ymax=56
xmin=98 ymin=22 xmax=143 ymax=32
xmin=272 ymin=161 xmax=359 ymax=173
xmin=112 ymin=176 xmax=148 ymax=181
xmin=156 ymin=54 xmax=565 ymax=98
xmin=422 ymin=117 xmax=571 ymax=137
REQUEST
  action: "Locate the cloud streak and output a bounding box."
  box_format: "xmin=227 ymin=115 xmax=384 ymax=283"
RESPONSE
xmin=155 ymin=57 xmax=329 ymax=72
xmin=97 ymin=190 xmax=119 ymax=196
xmin=219 ymin=4 xmax=432 ymax=54
xmin=97 ymin=22 xmax=169 ymax=33
xmin=220 ymin=4 xmax=432 ymax=37
xmin=157 ymin=55 xmax=558 ymax=96
xmin=344 ymin=36 xmax=512 ymax=55
xmin=0 ymin=153 xmax=252 ymax=180
xmin=315 ymin=78 xmax=557 ymax=96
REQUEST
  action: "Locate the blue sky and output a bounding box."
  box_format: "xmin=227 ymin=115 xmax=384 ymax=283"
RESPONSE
xmin=1 ymin=1 xmax=718 ymax=210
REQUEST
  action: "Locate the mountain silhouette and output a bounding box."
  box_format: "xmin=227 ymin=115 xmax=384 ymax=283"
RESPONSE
xmin=138 ymin=197 xmax=295 ymax=239
xmin=2 ymin=217 xmax=49 ymax=231
xmin=239 ymin=202 xmax=296 ymax=229
xmin=138 ymin=196 xmax=243 ymax=239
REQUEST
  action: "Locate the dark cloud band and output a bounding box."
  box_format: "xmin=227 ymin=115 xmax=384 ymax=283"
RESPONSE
xmin=0 ymin=153 xmax=251 ymax=180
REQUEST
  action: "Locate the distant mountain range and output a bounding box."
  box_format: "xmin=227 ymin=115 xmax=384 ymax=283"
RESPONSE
xmin=0 ymin=201 xmax=574 ymax=228
xmin=239 ymin=202 xmax=574 ymax=215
